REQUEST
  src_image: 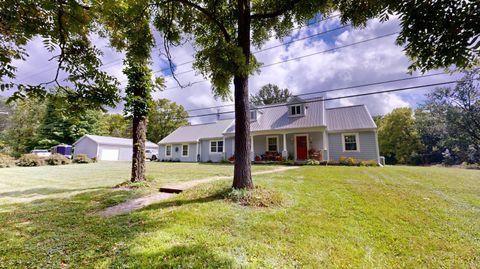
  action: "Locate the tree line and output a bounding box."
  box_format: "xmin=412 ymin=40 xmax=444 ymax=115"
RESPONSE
xmin=0 ymin=94 xmax=188 ymax=157
xmin=376 ymin=71 xmax=480 ymax=165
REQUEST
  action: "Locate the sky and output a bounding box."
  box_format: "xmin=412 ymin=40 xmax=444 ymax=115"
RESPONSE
xmin=2 ymin=14 xmax=462 ymax=124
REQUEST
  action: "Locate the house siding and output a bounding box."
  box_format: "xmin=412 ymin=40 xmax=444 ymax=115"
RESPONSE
xmin=158 ymin=143 xmax=197 ymax=162
xmin=225 ymin=137 xmax=235 ymax=159
xmin=328 ymin=131 xmax=379 ymax=161
xmin=74 ymin=138 xmax=98 ymax=159
xmin=200 ymin=139 xmax=225 ymax=162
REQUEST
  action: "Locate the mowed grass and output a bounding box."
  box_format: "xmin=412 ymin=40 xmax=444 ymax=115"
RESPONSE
xmin=0 ymin=164 xmax=479 ymax=268
xmin=0 ymin=162 xmax=275 ymax=204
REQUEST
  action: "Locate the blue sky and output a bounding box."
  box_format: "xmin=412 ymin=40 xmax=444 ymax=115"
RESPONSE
xmin=1 ymin=14 xmax=463 ymax=124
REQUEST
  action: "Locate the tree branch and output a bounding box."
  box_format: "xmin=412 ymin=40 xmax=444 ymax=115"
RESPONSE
xmin=161 ymin=0 xmax=231 ymax=42
xmin=250 ymin=0 xmax=301 ymax=20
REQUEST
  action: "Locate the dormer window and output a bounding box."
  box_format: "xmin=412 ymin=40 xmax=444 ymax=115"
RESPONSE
xmin=289 ymin=104 xmax=304 ymax=116
xmin=250 ymin=110 xmax=257 ymax=121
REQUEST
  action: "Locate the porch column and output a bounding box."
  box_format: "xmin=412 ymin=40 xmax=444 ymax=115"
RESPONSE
xmin=323 ymin=130 xmax=329 ymax=161
xmin=222 ymin=137 xmax=226 ymax=160
xmin=250 ymin=135 xmax=255 ymax=161
xmin=282 ymin=133 xmax=288 ymax=159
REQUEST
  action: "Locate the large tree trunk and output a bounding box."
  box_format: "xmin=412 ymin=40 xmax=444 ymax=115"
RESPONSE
xmin=232 ymin=0 xmax=254 ymax=189
xmin=131 ymin=114 xmax=147 ymax=182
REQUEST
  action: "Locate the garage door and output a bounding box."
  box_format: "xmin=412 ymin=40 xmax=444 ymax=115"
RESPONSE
xmin=100 ymin=149 xmax=119 ymax=161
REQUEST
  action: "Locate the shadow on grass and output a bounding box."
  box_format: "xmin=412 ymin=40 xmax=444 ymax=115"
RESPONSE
xmin=142 ymin=186 xmax=231 ymax=212
xmin=0 ymin=187 xmax=107 ymax=198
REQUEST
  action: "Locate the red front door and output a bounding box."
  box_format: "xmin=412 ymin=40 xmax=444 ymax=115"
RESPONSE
xmin=296 ymin=136 xmax=308 ymax=160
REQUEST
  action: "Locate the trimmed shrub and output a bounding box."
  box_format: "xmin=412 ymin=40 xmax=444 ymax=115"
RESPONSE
xmin=0 ymin=154 xmax=15 ymax=168
xmin=339 ymin=156 xmax=359 ymax=166
xmin=305 ymin=159 xmax=320 ymax=165
xmin=16 ymin=154 xmax=45 ymax=167
xmin=73 ymin=154 xmax=92 ymax=164
xmin=359 ymin=160 xmax=378 ymax=167
xmin=46 ymin=154 xmax=71 ymax=165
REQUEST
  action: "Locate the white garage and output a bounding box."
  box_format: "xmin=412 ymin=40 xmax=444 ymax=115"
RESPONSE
xmin=73 ymin=135 xmax=158 ymax=161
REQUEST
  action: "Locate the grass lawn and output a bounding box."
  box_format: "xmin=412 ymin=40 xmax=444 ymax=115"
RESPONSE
xmin=0 ymin=163 xmax=479 ymax=268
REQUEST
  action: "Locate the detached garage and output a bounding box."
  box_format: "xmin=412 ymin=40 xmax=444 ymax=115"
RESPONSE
xmin=73 ymin=135 xmax=158 ymax=161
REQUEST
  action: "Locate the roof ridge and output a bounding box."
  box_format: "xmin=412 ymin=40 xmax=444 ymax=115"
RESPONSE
xmin=185 ymin=119 xmax=233 ymax=127
xmin=326 ymin=104 xmax=365 ymax=110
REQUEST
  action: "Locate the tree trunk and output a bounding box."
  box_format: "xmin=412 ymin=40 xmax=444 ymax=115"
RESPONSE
xmin=232 ymin=0 xmax=254 ymax=189
xmin=131 ymin=114 xmax=147 ymax=182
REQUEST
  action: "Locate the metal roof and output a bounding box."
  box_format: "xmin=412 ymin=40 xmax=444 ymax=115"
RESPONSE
xmin=159 ymin=119 xmax=234 ymax=144
xmin=225 ymin=98 xmax=325 ymax=133
xmin=326 ymin=105 xmax=377 ymax=131
xmin=74 ymin=135 xmax=158 ymax=148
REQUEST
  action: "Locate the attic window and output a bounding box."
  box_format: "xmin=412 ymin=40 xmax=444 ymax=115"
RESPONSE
xmin=250 ymin=110 xmax=257 ymax=121
xmin=289 ymin=104 xmax=303 ymax=116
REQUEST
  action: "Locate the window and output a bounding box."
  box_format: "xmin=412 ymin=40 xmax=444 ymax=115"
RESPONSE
xmin=210 ymin=140 xmax=224 ymax=153
xmin=165 ymin=145 xmax=172 ymax=156
xmin=290 ymin=105 xmax=303 ymax=116
xmin=182 ymin=144 xmax=189 ymax=157
xmin=266 ymin=136 xmax=278 ymax=152
xmin=250 ymin=110 xmax=257 ymax=121
xmin=343 ymin=133 xmax=359 ymax=152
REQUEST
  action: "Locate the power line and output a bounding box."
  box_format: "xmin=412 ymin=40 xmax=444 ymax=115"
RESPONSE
xmin=185 ymin=72 xmax=452 ymax=113
xmin=161 ymin=31 xmax=398 ymax=92
xmin=185 ymin=80 xmax=467 ymax=119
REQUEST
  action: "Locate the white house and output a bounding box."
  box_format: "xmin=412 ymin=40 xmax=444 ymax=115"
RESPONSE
xmin=158 ymin=97 xmax=380 ymax=163
xmin=73 ymin=135 xmax=158 ymax=161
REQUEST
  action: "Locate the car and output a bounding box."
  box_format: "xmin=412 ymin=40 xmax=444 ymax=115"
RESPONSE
xmin=30 ymin=149 xmax=51 ymax=158
xmin=145 ymin=149 xmax=158 ymax=161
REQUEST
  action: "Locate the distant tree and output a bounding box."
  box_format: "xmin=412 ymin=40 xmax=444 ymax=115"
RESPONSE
xmin=37 ymin=96 xmax=104 ymax=148
xmin=372 ymin=115 xmax=383 ymax=128
xmin=147 ymin=99 xmax=189 ymax=143
xmin=98 ymin=114 xmax=132 ymax=138
xmin=0 ymin=97 xmax=12 ymax=132
xmin=418 ymin=71 xmax=480 ymax=164
xmin=413 ymin=108 xmax=446 ymax=164
xmin=378 ymin=107 xmax=422 ymax=164
xmin=250 ymin=84 xmax=292 ymax=106
xmin=0 ymin=98 xmax=47 ymax=156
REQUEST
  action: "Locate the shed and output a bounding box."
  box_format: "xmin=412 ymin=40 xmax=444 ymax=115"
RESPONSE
xmin=73 ymin=135 xmax=158 ymax=161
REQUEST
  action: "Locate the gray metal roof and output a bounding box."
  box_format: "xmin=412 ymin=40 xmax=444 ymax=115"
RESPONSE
xmin=326 ymin=105 xmax=377 ymax=131
xmin=159 ymin=119 xmax=233 ymax=144
xmin=75 ymin=135 xmax=158 ymax=148
xmin=225 ymin=98 xmax=325 ymax=133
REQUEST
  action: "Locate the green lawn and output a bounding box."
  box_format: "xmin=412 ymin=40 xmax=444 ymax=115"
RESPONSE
xmin=0 ymin=163 xmax=479 ymax=268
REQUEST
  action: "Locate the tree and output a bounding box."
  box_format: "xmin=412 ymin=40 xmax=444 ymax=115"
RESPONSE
xmin=159 ymin=0 xmax=478 ymax=189
xmin=0 ymin=97 xmax=12 ymax=132
xmin=250 ymin=84 xmax=292 ymax=106
xmin=98 ymin=114 xmax=132 ymax=138
xmin=0 ymin=98 xmax=47 ymax=157
xmin=147 ymin=99 xmax=189 ymax=143
xmin=377 ymin=107 xmax=422 ymax=164
xmin=417 ymin=71 xmax=480 ymax=164
xmin=37 ymin=95 xmax=104 ymax=147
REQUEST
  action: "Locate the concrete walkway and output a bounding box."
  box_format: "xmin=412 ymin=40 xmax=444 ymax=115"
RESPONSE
xmin=100 ymin=166 xmax=298 ymax=217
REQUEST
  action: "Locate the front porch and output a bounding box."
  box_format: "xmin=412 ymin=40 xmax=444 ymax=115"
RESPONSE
xmin=249 ymin=129 xmax=329 ymax=162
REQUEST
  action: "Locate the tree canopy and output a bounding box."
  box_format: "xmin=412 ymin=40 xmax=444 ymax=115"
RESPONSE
xmin=147 ymin=99 xmax=189 ymax=143
xmin=250 ymin=84 xmax=292 ymax=106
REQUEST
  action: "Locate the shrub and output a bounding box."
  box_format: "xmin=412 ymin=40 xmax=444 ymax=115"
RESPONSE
xmin=0 ymin=154 xmax=15 ymax=168
xmin=73 ymin=154 xmax=92 ymax=164
xmin=282 ymin=159 xmax=295 ymax=165
xmin=224 ymin=186 xmax=283 ymax=207
xmin=254 ymin=155 xmax=262 ymax=162
xmin=46 ymin=154 xmax=71 ymax=165
xmin=219 ymin=159 xmax=230 ymax=164
xmin=359 ymin=160 xmax=378 ymax=167
xmin=228 ymin=155 xmax=235 ymax=162
xmin=16 ymin=154 xmax=45 ymax=167
xmin=339 ymin=156 xmax=359 ymax=166
xmin=305 ymin=159 xmax=320 ymax=165
xmin=308 ymin=149 xmax=323 ymax=161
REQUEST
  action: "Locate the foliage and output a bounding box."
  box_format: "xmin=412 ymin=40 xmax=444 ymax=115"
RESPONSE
xmin=359 ymin=160 xmax=379 ymax=167
xmin=308 ymin=149 xmax=322 ymax=161
xmin=73 ymin=154 xmax=93 ymax=164
xmin=98 ymin=113 xmax=132 ymax=138
xmin=147 ymin=99 xmax=189 ymax=143
xmin=224 ymin=186 xmax=283 ymax=207
xmin=0 ymin=153 xmax=14 ymax=168
xmin=304 ymin=159 xmax=320 ymax=165
xmin=377 ymin=107 xmax=423 ymax=164
xmin=0 ymin=98 xmax=47 ymax=157
xmin=15 ymin=154 xmax=45 ymax=167
xmin=0 ymin=97 xmax=12 ymax=132
xmin=338 ymin=156 xmax=358 ymax=166
xmin=250 ymin=84 xmax=292 ymax=106
xmin=45 ymin=154 xmax=71 ymax=166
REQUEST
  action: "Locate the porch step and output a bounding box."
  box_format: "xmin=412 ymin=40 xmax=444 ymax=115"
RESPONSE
xmin=159 ymin=187 xmax=183 ymax=193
